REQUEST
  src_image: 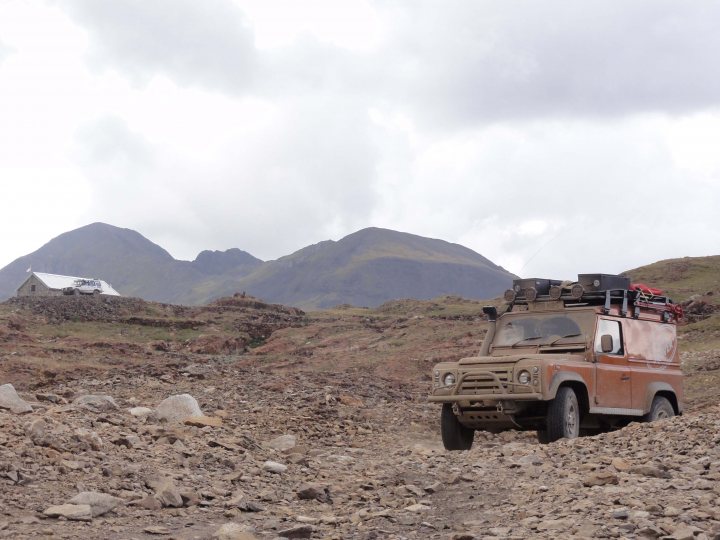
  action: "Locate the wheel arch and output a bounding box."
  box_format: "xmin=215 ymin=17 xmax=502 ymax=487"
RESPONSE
xmin=646 ymin=383 xmax=680 ymax=415
xmin=549 ymin=372 xmax=590 ymax=416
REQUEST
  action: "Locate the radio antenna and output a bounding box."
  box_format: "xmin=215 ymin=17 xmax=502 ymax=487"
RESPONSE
xmin=518 ymin=225 xmax=567 ymax=276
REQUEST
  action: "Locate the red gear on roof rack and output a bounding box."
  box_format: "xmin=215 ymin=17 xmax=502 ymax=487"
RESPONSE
xmin=630 ymin=283 xmax=664 ymax=296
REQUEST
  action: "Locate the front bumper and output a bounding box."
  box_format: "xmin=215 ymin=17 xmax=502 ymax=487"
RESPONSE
xmin=429 ymin=369 xmax=543 ymax=403
xmin=428 ymin=392 xmax=543 ymax=402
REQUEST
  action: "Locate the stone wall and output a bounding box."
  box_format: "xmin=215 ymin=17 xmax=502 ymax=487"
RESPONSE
xmin=16 ymin=275 xmax=61 ymax=297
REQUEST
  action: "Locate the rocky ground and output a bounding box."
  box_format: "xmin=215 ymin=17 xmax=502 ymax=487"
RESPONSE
xmin=1 ymin=295 xmax=720 ymax=539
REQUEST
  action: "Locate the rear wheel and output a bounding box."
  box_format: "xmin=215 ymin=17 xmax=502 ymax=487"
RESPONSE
xmin=93 ymin=289 xmax=100 ymax=296
xmin=543 ymin=387 xmax=580 ymax=443
xmin=644 ymin=396 xmax=674 ymax=422
xmin=441 ymin=403 xmax=474 ymax=451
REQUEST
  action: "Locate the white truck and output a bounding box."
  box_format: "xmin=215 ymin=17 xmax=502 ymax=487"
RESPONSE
xmin=62 ymin=278 xmax=103 ymax=296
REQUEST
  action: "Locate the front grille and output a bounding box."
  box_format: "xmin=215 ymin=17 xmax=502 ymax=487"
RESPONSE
xmin=459 ymin=368 xmax=512 ymax=395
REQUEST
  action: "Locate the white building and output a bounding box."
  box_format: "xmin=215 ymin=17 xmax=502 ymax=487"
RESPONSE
xmin=16 ymin=272 xmax=121 ymax=297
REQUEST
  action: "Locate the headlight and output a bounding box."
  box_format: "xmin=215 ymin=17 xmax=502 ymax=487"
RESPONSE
xmin=517 ymin=370 xmax=531 ymax=385
xmin=443 ymin=373 xmax=456 ymax=386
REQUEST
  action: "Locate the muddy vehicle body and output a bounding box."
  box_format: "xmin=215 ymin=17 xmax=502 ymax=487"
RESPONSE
xmin=429 ymin=274 xmax=684 ymax=448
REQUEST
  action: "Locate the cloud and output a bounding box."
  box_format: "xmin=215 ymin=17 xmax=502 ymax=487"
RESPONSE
xmin=61 ymin=0 xmax=720 ymax=127
xmin=62 ymin=0 xmax=257 ymax=93
xmin=369 ymin=115 xmax=720 ymax=277
xmin=373 ymin=0 xmax=720 ymax=126
xmin=0 ymin=39 xmax=11 ymax=64
xmin=13 ymin=0 xmax=718 ymax=280
xmin=76 ymin=116 xmax=154 ymax=170
xmin=72 ymin=98 xmax=380 ymax=261
xmin=173 ymin=94 xmax=381 ymax=260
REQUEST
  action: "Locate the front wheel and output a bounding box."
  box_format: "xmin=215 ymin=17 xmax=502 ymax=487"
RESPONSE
xmin=643 ymin=396 xmax=674 ymax=422
xmin=73 ymin=288 xmax=80 ymax=296
xmin=441 ymin=403 xmax=474 ymax=451
xmin=542 ymin=386 xmax=580 ymax=443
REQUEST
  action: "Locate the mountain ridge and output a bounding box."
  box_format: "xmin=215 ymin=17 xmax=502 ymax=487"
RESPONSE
xmin=0 ymin=223 xmax=516 ymax=308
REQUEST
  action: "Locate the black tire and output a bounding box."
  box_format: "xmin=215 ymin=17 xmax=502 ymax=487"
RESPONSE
xmin=543 ymin=386 xmax=580 ymax=443
xmin=93 ymin=290 xmax=100 ymax=296
xmin=536 ymin=430 xmax=551 ymax=444
xmin=73 ymin=288 xmax=80 ymax=296
xmin=643 ymin=396 xmax=674 ymax=422
xmin=441 ymin=403 xmax=474 ymax=451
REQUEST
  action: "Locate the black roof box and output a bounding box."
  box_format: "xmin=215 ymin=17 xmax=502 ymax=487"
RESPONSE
xmin=577 ymin=274 xmax=630 ymax=293
xmin=512 ymin=278 xmax=564 ymax=296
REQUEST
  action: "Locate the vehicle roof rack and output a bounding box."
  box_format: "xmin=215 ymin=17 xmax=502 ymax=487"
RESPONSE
xmin=503 ymin=273 xmax=683 ymax=321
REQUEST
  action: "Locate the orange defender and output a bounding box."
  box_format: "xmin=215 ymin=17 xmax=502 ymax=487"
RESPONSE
xmin=429 ymin=274 xmax=683 ymax=449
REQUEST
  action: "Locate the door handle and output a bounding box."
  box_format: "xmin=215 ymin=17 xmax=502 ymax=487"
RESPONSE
xmin=621 ymin=375 xmax=630 ymax=381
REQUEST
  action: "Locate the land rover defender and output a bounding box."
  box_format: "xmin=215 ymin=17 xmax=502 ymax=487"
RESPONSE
xmin=62 ymin=279 xmax=103 ymax=296
xmin=429 ymin=274 xmax=684 ymax=448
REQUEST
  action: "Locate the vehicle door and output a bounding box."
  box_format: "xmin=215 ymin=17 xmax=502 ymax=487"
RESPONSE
xmin=624 ymin=319 xmax=680 ymax=411
xmin=593 ymin=318 xmax=632 ymax=410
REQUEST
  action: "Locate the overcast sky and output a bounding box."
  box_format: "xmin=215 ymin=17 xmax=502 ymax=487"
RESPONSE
xmin=1 ymin=0 xmax=719 ymax=280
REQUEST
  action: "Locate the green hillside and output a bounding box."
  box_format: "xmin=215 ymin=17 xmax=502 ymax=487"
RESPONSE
xmin=193 ymin=227 xmax=517 ymax=309
xmin=623 ymin=256 xmax=720 ymax=303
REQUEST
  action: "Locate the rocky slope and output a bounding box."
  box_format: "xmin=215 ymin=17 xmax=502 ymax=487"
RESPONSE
xmin=1 ymin=295 xmax=720 ymax=539
xmin=2 ymin=350 xmax=720 ymax=539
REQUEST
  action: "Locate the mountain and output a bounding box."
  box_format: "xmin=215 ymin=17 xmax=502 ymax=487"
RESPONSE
xmin=0 ymin=223 xmax=262 ymax=303
xmin=0 ymin=224 xmax=516 ymax=308
xmin=198 ymin=227 xmax=516 ymax=309
xmin=192 ymin=248 xmax=261 ymax=276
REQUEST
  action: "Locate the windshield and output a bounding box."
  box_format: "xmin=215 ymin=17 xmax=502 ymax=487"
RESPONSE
xmin=493 ymin=311 xmax=595 ymax=348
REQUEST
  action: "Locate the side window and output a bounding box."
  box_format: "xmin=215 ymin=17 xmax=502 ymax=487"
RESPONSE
xmin=594 ymin=319 xmax=624 ymax=355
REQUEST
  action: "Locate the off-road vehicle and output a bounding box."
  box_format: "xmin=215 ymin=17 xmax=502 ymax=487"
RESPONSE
xmin=429 ymin=274 xmax=684 ymax=448
xmin=62 ymin=278 xmax=103 ymax=296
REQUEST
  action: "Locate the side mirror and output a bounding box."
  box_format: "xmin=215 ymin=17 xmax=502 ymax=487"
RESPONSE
xmin=600 ymin=334 xmax=614 ymax=353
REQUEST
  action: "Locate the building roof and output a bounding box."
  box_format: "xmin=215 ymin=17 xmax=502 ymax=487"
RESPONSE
xmin=31 ymin=272 xmax=121 ymax=296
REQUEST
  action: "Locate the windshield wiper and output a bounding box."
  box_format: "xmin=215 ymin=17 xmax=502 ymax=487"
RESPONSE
xmin=546 ymin=333 xmax=583 ymax=346
xmin=510 ymin=335 xmax=544 ymax=348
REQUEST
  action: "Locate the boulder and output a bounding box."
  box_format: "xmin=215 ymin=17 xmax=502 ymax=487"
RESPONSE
xmin=149 ymin=478 xmax=184 ymax=508
xmin=155 ymin=394 xmax=202 ymax=423
xmin=183 ymin=415 xmax=222 ymax=427
xmin=0 ymin=384 xmax=33 ymax=414
xmin=25 ymin=418 xmax=49 ymax=444
xmin=277 ymin=524 xmax=313 ymax=539
xmin=128 ymin=406 xmax=153 ymax=418
xmin=43 ymin=504 xmax=93 ymax=521
xmin=212 ymin=523 xmax=258 ymax=540
xmin=72 ymin=395 xmax=118 ymax=412
xmin=137 ymin=495 xmax=162 ymax=510
xmin=582 ymin=470 xmax=619 ymax=487
xmin=68 ymin=492 xmax=124 ymax=517
xmin=405 ymin=503 xmax=430 ymax=513
xmin=73 ymin=428 xmax=104 ymax=450
xmin=297 ymin=483 xmax=332 ymax=503
xmin=266 ymin=434 xmax=297 ymax=452
xmin=263 ymin=461 xmax=287 ymax=474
